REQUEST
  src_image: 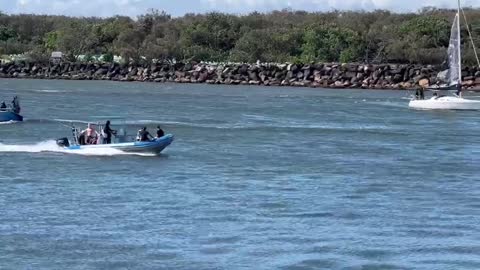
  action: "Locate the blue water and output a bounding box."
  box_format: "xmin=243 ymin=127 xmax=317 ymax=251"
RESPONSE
xmin=0 ymin=79 xmax=479 ymax=269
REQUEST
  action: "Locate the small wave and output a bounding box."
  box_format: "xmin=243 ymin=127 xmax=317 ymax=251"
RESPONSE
xmin=164 ymin=120 xmax=395 ymax=131
xmin=0 ymin=120 xmax=20 ymax=125
xmin=26 ymin=118 xmax=395 ymax=132
xmin=26 ymin=118 xmax=166 ymax=126
xmin=125 ymin=119 xmax=395 ymax=131
xmin=365 ymin=100 xmax=408 ymax=108
xmin=29 ymin=118 xmax=123 ymax=125
xmin=53 ymin=118 xmax=90 ymax=124
xmin=0 ymin=140 xmax=154 ymax=156
xmin=33 ymin=89 xmax=68 ymax=93
xmin=242 ymin=114 xmax=274 ymax=121
xmin=275 ymin=94 xmax=303 ymax=99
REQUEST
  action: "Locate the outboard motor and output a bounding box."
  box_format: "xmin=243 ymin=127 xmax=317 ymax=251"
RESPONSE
xmin=56 ymin=137 xmax=70 ymax=147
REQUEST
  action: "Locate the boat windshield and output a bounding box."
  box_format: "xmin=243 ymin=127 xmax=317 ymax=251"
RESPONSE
xmin=91 ymin=117 xmax=133 ymax=143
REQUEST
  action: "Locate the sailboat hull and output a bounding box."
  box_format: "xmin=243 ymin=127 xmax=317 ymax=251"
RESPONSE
xmin=409 ymin=96 xmax=480 ymax=110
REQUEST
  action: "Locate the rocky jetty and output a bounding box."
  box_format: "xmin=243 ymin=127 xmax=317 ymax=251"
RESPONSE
xmin=1 ymin=61 xmax=480 ymax=90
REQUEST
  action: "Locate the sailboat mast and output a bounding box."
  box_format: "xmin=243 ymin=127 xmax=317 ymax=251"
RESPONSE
xmin=457 ymin=0 xmax=462 ymax=93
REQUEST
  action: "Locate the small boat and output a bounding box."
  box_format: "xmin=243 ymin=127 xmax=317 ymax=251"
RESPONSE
xmin=409 ymin=1 xmax=480 ymax=110
xmin=56 ymin=123 xmax=174 ymax=155
xmin=0 ymin=96 xmax=23 ymax=122
xmin=0 ymin=111 xmax=23 ymax=122
xmin=56 ymin=135 xmax=174 ymax=154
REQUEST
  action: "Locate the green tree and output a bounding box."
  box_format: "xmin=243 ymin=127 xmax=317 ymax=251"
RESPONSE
xmin=56 ymin=22 xmax=96 ymax=61
xmin=301 ymin=25 xmax=363 ymax=62
xmin=385 ymin=15 xmax=450 ymax=63
xmin=0 ymin=26 xmax=19 ymax=55
xmin=399 ymin=16 xmax=450 ymax=47
xmin=138 ymin=9 xmax=171 ymax=35
xmin=230 ymin=28 xmax=302 ymax=63
xmin=114 ymin=26 xmax=146 ymax=63
xmin=43 ymin=31 xmax=58 ymax=51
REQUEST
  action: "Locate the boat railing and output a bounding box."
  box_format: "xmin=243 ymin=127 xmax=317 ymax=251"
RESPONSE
xmin=68 ymin=123 xmax=142 ymax=145
xmin=0 ymin=106 xmax=16 ymax=113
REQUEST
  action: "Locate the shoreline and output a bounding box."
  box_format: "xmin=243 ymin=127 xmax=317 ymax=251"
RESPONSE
xmin=1 ymin=62 xmax=480 ymax=91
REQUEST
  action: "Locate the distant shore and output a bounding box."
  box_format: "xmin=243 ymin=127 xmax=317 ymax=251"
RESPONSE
xmin=1 ymin=61 xmax=480 ymax=91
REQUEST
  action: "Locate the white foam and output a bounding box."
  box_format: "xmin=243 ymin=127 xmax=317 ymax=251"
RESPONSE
xmin=53 ymin=118 xmax=90 ymax=124
xmin=0 ymin=140 xmax=154 ymax=156
xmin=33 ymin=89 xmax=67 ymax=93
xmin=0 ymin=120 xmax=18 ymax=125
xmin=242 ymin=114 xmax=273 ymax=121
xmin=364 ymin=100 xmax=408 ymax=109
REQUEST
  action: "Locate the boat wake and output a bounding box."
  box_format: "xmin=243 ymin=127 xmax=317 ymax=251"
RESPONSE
xmin=364 ymin=100 xmax=408 ymax=108
xmin=0 ymin=140 xmax=155 ymax=156
xmin=0 ymin=120 xmax=19 ymax=125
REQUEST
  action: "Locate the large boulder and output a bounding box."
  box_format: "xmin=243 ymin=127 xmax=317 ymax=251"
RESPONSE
xmin=198 ymin=72 xmax=208 ymax=82
xmin=248 ymin=71 xmax=259 ymax=81
xmin=303 ymin=68 xmax=311 ymax=80
xmin=95 ymin=68 xmax=108 ymax=76
xmin=393 ymin=74 xmax=403 ymax=83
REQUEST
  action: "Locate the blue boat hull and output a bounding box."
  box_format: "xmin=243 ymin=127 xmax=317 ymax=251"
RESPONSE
xmin=0 ymin=111 xmax=23 ymax=122
xmin=63 ymin=134 xmax=174 ymax=155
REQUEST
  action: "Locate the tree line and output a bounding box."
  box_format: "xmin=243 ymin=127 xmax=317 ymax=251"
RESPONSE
xmin=0 ymin=8 xmax=480 ymax=65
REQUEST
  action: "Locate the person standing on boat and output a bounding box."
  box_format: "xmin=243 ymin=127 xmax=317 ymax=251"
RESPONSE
xmin=11 ymin=96 xmax=20 ymax=114
xmin=80 ymin=123 xmax=100 ymax=145
xmin=137 ymin=127 xmax=153 ymax=142
xmin=0 ymin=101 xmax=6 ymax=111
xmin=455 ymin=83 xmax=462 ymax=97
xmin=156 ymin=125 xmax=165 ymax=138
xmin=102 ymin=120 xmax=117 ymax=144
xmin=414 ymin=86 xmax=425 ymax=100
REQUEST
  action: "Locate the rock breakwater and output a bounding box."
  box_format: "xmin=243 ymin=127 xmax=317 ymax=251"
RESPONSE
xmin=1 ymin=61 xmax=480 ymax=90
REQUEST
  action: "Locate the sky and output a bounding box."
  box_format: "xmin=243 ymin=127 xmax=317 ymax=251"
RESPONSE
xmin=1 ymin=0 xmax=480 ymax=17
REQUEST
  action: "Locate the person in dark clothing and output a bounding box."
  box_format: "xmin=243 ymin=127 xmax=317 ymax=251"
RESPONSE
xmin=0 ymin=101 xmax=6 ymax=111
xmin=78 ymin=133 xmax=86 ymax=145
xmin=414 ymin=86 xmax=425 ymax=100
xmin=136 ymin=127 xmax=153 ymax=142
xmin=102 ymin=120 xmax=116 ymax=144
xmin=11 ymin=96 xmax=20 ymax=114
xmin=156 ymin=125 xmax=165 ymax=138
xmin=455 ymin=83 xmax=462 ymax=97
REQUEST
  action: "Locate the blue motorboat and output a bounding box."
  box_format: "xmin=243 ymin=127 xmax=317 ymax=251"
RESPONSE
xmin=56 ymin=123 xmax=174 ymax=155
xmin=0 ymin=96 xmax=22 ymax=122
xmin=56 ymin=135 xmax=174 ymax=154
xmin=0 ymin=111 xmax=23 ymax=122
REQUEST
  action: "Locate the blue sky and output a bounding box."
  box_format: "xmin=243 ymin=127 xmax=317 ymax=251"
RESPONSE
xmin=1 ymin=0 xmax=480 ymax=17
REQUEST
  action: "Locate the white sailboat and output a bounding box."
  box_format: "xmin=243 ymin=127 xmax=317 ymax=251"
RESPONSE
xmin=409 ymin=0 xmax=480 ymax=110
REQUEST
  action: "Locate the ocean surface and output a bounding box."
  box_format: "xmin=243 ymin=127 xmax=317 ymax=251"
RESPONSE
xmin=0 ymin=79 xmax=479 ymax=270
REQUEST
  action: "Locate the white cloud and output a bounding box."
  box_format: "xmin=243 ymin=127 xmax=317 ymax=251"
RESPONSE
xmin=10 ymin=0 xmax=144 ymax=17
xmin=202 ymin=0 xmax=480 ymax=13
xmin=3 ymin=0 xmax=480 ymax=17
